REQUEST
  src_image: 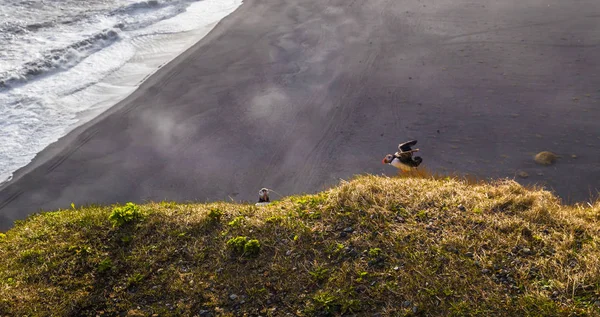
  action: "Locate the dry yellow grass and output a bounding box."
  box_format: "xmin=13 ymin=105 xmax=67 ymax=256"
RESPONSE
xmin=0 ymin=174 xmax=599 ymax=316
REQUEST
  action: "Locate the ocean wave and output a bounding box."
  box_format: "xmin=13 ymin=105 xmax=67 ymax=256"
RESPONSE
xmin=0 ymin=0 xmax=202 ymax=90
xmin=0 ymin=29 xmax=120 ymax=91
xmin=0 ymin=16 xmax=89 ymax=36
xmin=108 ymin=0 xmax=196 ymax=31
xmin=0 ymin=22 xmax=26 ymax=35
xmin=108 ymin=0 xmax=193 ymax=17
xmin=109 ymin=0 xmax=162 ymax=15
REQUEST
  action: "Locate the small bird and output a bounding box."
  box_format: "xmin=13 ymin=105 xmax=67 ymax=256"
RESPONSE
xmin=255 ymin=188 xmax=271 ymax=206
xmin=382 ymin=140 xmax=423 ymax=171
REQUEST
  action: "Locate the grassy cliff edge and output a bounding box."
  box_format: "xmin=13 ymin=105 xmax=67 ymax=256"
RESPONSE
xmin=1 ymin=174 xmax=599 ymax=316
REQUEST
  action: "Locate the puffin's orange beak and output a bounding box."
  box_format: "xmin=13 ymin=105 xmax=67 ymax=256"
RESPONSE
xmin=382 ymin=158 xmax=387 ymax=164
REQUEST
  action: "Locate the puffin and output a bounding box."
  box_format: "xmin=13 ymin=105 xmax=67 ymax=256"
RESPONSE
xmin=256 ymin=188 xmax=271 ymax=206
xmin=382 ymin=140 xmax=423 ymax=171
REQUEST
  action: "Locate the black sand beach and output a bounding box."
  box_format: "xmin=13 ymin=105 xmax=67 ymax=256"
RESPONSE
xmin=1 ymin=0 xmax=599 ymax=230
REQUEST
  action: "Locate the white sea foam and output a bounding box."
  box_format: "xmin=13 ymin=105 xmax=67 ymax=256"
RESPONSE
xmin=0 ymin=0 xmax=243 ymax=184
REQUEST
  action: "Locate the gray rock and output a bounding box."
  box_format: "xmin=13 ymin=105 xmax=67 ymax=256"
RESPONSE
xmin=403 ymin=300 xmax=411 ymax=307
xmin=229 ymin=294 xmax=238 ymax=300
xmin=482 ymin=268 xmax=490 ymax=274
xmin=343 ymin=227 xmax=354 ymax=233
xmin=393 ymin=266 xmax=400 ymax=271
xmin=286 ymin=250 xmax=292 ymax=256
xmin=457 ymin=204 xmax=466 ymax=212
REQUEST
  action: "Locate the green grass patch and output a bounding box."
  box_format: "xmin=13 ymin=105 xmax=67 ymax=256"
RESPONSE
xmin=0 ymin=175 xmax=599 ymax=316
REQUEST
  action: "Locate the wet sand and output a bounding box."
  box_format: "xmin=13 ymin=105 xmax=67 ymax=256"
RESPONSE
xmin=1 ymin=0 xmax=599 ymax=230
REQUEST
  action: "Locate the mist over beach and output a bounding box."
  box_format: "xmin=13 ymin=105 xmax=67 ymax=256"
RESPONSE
xmin=1 ymin=0 xmax=600 ymax=230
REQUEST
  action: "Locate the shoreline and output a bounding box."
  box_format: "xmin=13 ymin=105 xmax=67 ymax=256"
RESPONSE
xmin=0 ymin=1 xmax=247 ymax=193
xmin=1 ymin=0 xmax=599 ymax=231
xmin=0 ymin=0 xmax=243 ymax=188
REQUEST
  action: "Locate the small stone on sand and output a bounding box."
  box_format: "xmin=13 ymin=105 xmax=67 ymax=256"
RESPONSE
xmin=535 ymin=151 xmax=557 ymax=166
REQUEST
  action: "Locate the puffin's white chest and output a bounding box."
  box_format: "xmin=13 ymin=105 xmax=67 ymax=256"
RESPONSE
xmin=390 ymin=158 xmax=411 ymax=171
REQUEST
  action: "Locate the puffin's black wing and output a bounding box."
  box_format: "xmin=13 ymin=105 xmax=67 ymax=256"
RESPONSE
xmin=398 ymin=140 xmax=418 ymax=152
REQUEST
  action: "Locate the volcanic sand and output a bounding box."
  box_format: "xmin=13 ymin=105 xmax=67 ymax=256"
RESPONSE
xmin=1 ymin=0 xmax=600 ymax=230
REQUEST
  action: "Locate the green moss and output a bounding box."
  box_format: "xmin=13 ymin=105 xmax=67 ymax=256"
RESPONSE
xmin=368 ymin=247 xmax=382 ymax=258
xmin=309 ymin=265 xmax=330 ymax=282
xmin=109 ymin=202 xmax=143 ymax=227
xmin=19 ymin=249 xmax=44 ymax=265
xmin=228 ymin=216 xmax=244 ymax=227
xmin=243 ymin=239 xmax=261 ymax=256
xmin=97 ymin=258 xmax=112 ymax=273
xmin=207 ymin=207 xmax=223 ymax=222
